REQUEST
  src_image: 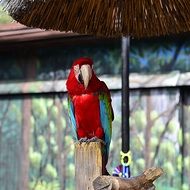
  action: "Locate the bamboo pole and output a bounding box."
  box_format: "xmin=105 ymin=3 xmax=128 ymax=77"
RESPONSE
xmin=75 ymin=142 xmax=103 ymax=190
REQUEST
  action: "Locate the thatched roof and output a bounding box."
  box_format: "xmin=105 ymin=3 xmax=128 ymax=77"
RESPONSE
xmin=2 ymin=0 xmax=190 ymax=38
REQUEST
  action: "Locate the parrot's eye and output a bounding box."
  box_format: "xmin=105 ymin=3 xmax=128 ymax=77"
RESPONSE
xmin=78 ymin=73 xmax=84 ymax=84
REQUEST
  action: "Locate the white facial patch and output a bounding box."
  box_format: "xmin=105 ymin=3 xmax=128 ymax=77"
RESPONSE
xmin=73 ymin=64 xmax=80 ymax=78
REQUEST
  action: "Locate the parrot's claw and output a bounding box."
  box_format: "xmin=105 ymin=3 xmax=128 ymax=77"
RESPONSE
xmin=78 ymin=137 xmax=88 ymax=143
xmin=87 ymin=137 xmax=106 ymax=145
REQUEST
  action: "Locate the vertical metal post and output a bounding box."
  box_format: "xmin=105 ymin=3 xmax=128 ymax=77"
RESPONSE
xmin=122 ymin=37 xmax=130 ymax=152
xmin=121 ymin=36 xmax=131 ymax=177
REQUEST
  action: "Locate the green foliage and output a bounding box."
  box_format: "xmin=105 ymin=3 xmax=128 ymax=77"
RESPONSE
xmin=44 ymin=164 xmax=57 ymax=179
xmin=182 ymin=184 xmax=189 ymax=190
xmin=64 ymin=135 xmax=73 ymax=147
xmin=32 ymin=99 xmax=48 ymax=118
xmin=62 ymin=99 xmax=68 ymax=109
xmin=163 ymin=162 xmax=175 ymax=176
xmin=29 ymin=95 xmax=75 ymax=190
xmin=177 ymin=155 xmax=182 ymax=172
xmin=178 ymin=128 xmax=183 ymax=146
xmin=135 ymin=158 xmax=145 ymax=171
xmin=29 ymin=149 xmax=42 ymax=169
xmin=130 ymin=39 xmax=190 ymax=74
xmin=61 ymin=117 xmax=66 ymax=129
xmin=49 ymin=121 xmax=56 ymax=134
xmin=185 ymin=133 xmax=190 ymax=145
xmin=156 ymin=183 xmax=178 ymax=190
xmin=150 ymin=137 xmax=158 ymax=150
xmin=29 ymin=181 xmax=60 ymax=190
xmin=67 ymin=163 xmax=75 ymax=176
xmin=46 ymin=99 xmax=54 ymax=108
xmin=184 ymin=156 xmax=190 ymax=169
xmin=167 ymin=120 xmax=177 ymax=133
xmin=159 ymin=141 xmax=176 ymax=160
xmin=51 ymin=106 xmax=58 ymax=119
xmin=132 ymin=109 xmax=146 ymax=130
xmin=31 ymin=116 xmax=35 ymax=128
xmin=131 ymin=136 xmax=144 ymax=151
xmin=0 ymin=89 xmax=185 ymax=190
xmin=151 ymin=121 xmax=165 ymax=136
xmin=37 ymin=135 xmax=48 ymax=153
xmin=128 ymin=94 xmax=182 ymax=189
xmin=150 ymin=110 xmax=158 ymax=120
xmin=52 ymin=145 xmax=58 ymax=155
xmin=0 ymin=6 xmax=12 ymax=24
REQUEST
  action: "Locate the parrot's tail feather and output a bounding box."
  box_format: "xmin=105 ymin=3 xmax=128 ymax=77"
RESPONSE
xmin=102 ymin=153 xmax=110 ymax=175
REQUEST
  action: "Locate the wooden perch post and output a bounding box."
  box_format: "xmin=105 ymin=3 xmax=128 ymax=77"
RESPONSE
xmin=93 ymin=167 xmax=164 ymax=190
xmin=75 ymin=142 xmax=103 ymax=190
xmin=75 ymin=142 xmax=163 ymax=190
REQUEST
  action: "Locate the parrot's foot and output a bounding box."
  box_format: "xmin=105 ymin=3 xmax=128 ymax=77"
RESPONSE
xmin=87 ymin=137 xmax=106 ymax=145
xmin=78 ymin=137 xmax=88 ymax=143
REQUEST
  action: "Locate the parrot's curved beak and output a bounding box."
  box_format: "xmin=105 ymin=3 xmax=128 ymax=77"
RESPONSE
xmin=79 ymin=64 xmax=92 ymax=89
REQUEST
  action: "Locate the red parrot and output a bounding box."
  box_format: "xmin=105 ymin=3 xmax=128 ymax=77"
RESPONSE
xmin=66 ymin=57 xmax=114 ymax=174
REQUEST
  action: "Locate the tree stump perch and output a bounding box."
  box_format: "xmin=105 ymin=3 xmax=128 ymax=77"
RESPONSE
xmin=93 ymin=167 xmax=164 ymax=190
xmin=75 ymin=142 xmax=163 ymax=190
xmin=75 ymin=142 xmax=103 ymax=190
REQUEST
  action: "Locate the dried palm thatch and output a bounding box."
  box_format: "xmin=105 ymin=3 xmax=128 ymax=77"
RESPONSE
xmin=2 ymin=0 xmax=190 ymax=38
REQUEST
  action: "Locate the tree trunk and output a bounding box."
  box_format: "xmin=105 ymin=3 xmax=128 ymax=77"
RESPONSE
xmin=145 ymin=92 xmax=153 ymax=168
xmin=20 ymin=96 xmax=31 ymax=190
xmin=93 ymin=167 xmax=163 ymax=190
xmin=55 ymin=97 xmax=65 ymax=190
xmin=20 ymin=53 xmax=36 ymax=190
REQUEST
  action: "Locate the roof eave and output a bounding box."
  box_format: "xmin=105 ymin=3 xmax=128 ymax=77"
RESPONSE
xmin=0 ymin=22 xmax=84 ymax=42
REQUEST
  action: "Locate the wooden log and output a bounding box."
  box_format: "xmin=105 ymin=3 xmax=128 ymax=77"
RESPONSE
xmin=93 ymin=167 xmax=164 ymax=190
xmin=75 ymin=142 xmax=103 ymax=190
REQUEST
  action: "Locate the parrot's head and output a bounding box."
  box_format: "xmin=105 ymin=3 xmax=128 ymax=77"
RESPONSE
xmin=71 ymin=57 xmax=93 ymax=89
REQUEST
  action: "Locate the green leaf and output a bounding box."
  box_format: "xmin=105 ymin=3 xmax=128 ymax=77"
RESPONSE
xmin=0 ymin=6 xmax=12 ymax=24
xmin=44 ymin=164 xmax=57 ymax=179
xmin=29 ymin=151 xmax=42 ymax=169
xmin=37 ymin=135 xmax=47 ymax=153
xmin=163 ymin=162 xmax=175 ymax=176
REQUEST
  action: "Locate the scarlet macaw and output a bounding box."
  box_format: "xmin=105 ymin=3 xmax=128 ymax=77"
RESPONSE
xmin=66 ymin=57 xmax=114 ymax=174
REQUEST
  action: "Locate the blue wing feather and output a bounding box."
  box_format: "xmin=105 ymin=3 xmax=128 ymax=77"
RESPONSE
xmin=99 ymin=94 xmax=112 ymax=153
xmin=68 ymin=97 xmax=78 ymax=140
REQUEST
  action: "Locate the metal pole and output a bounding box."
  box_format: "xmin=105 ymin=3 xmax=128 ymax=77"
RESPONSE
xmin=121 ymin=36 xmax=131 ymax=178
xmin=122 ymin=37 xmax=130 ymax=152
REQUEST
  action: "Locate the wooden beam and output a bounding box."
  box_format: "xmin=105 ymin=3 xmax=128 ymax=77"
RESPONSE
xmin=93 ymin=167 xmax=164 ymax=190
xmin=75 ymin=142 xmax=103 ymax=190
